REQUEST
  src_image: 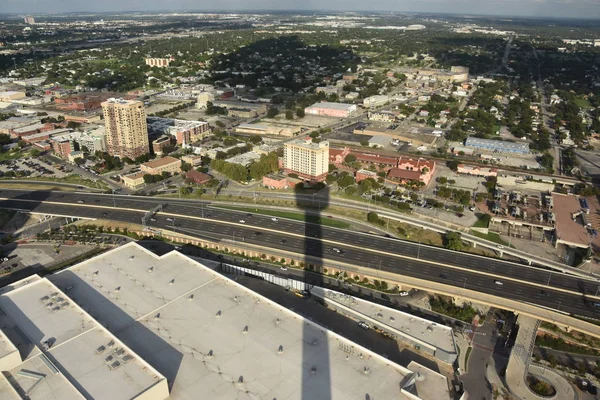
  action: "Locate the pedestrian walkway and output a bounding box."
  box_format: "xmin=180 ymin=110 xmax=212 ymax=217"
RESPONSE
xmin=505 ymin=315 xmax=576 ymax=400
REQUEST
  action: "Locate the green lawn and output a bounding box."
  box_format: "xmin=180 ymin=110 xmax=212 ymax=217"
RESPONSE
xmin=574 ymin=98 xmax=592 ymax=109
xmin=473 ymin=214 xmax=491 ymax=228
xmin=0 ymin=150 xmax=23 ymax=162
xmin=213 ymin=205 xmax=351 ymax=229
xmin=470 ymin=230 xmax=510 ymax=246
xmin=464 ymin=347 xmax=472 ymax=372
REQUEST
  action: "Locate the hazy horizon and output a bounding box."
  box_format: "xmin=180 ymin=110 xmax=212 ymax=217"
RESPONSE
xmin=2 ymin=0 xmax=600 ymax=20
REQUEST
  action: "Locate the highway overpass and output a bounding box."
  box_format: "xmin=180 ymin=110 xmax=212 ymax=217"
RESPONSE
xmin=1 ymin=189 xmax=600 ymax=325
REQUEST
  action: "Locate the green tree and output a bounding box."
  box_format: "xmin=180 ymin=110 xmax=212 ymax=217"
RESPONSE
xmin=444 ymin=232 xmax=463 ymax=251
xmin=285 ymin=110 xmax=294 ymax=120
xmin=296 ymin=108 xmax=305 ymax=118
xmin=267 ymin=107 xmax=279 ymax=118
xmin=344 ymin=154 xmax=356 ymax=163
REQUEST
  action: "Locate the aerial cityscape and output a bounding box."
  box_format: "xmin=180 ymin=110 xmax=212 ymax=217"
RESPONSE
xmin=0 ymin=6 xmax=599 ymax=400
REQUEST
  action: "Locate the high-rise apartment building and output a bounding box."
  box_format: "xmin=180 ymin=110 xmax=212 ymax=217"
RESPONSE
xmin=283 ymin=137 xmax=329 ymax=182
xmin=101 ymin=98 xmax=149 ymax=159
xmin=24 ymin=16 xmax=35 ymax=24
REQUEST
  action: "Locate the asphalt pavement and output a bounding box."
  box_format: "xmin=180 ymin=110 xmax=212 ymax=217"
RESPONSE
xmin=0 ymin=189 xmax=600 ymax=320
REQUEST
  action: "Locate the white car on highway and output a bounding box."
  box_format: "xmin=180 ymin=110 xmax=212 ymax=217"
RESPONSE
xmin=398 ymin=291 xmax=409 ymax=297
xmin=239 ymin=219 xmax=245 ymax=224
xmin=271 ymin=217 xmax=279 ymax=222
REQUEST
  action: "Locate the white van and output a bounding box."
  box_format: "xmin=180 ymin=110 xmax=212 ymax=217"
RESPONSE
xmin=494 ymin=280 xmax=503 ymax=286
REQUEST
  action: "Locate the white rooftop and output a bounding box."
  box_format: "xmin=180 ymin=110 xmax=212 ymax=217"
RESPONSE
xmin=0 ymin=274 xmax=168 ymax=400
xmin=315 ymin=287 xmax=457 ymax=356
xmin=42 ymin=243 xmax=441 ymax=400
xmin=306 ymin=101 xmax=356 ymax=111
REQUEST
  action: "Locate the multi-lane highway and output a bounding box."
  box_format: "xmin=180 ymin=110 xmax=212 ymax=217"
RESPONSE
xmin=1 ymin=188 xmax=600 ymax=320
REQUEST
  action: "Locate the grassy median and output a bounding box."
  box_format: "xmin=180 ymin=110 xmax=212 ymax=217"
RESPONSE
xmin=213 ymin=205 xmax=351 ymax=229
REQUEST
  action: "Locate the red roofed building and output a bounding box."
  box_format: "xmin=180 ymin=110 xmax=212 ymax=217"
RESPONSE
xmin=329 ymin=147 xmax=351 ymax=165
xmin=386 ymin=168 xmax=423 ymax=183
xmin=185 ymin=170 xmax=212 ymax=185
xmin=352 ymin=152 xmax=398 ymax=168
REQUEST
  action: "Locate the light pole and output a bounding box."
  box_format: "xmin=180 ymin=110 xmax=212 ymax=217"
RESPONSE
xmin=112 ymin=189 xmax=117 ymax=208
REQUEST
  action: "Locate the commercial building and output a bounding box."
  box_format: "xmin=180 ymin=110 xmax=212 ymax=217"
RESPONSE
xmin=196 ymin=91 xmax=215 ymax=109
xmin=0 ymin=91 xmax=26 ymax=102
xmin=54 ymin=93 xmax=119 ymax=112
xmin=457 ymin=164 xmax=498 ymax=178
xmin=168 ymin=120 xmax=211 ymax=145
xmin=363 ymin=95 xmax=390 ymax=108
xmin=50 ymin=128 xmax=107 ymax=158
xmin=145 ymin=58 xmax=172 ymax=68
xmin=67 ymin=150 xmax=84 ymax=163
xmin=52 ymin=138 xmax=73 ymax=159
xmin=368 ymin=110 xmax=398 ymax=122
xmin=0 ymin=269 xmax=169 ymax=400
xmin=181 ymin=154 xmax=203 ymax=167
xmin=101 ymin=98 xmax=149 ymax=159
xmin=355 ymin=169 xmax=378 ymax=183
xmin=3 ymin=242 xmax=446 ymax=400
xmin=263 ymin=173 xmax=290 ymax=189
xmin=552 ymin=193 xmax=592 ymax=249
xmin=304 ymin=102 xmax=356 ymax=118
xmin=284 ymin=137 xmax=329 ymax=182
xmin=228 ymin=107 xmax=258 ymax=118
xmin=315 ymin=85 xmax=341 ymax=96
xmin=122 ymin=171 xmax=146 ymax=188
xmin=140 ymin=156 xmax=181 ymax=175
xmin=465 ymin=137 xmax=529 ymax=155
xmin=235 ymin=123 xmax=300 ymax=137
xmin=152 ymin=136 xmax=171 ymax=155
xmin=22 ymin=128 xmax=71 ymax=144
xmin=10 ymin=122 xmax=52 ymax=139
xmin=185 ymin=170 xmax=211 ymax=185
xmin=24 ymin=16 xmax=35 ymax=24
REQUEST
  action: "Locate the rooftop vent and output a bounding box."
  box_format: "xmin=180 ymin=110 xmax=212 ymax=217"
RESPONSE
xmin=114 ymin=286 xmax=121 ymax=292
xmin=155 ymin=313 xmax=160 ymax=320
xmin=310 ymin=367 xmax=317 ymax=375
xmin=243 ymin=325 xmax=248 ymax=333
xmin=129 ymin=255 xmax=135 ymax=259
xmin=363 ymin=367 xmax=371 ymax=375
xmin=238 ymin=376 xmax=244 ymax=384
xmin=147 ymin=267 xmax=154 ymax=273
xmin=276 ymin=318 xmax=281 ymax=325
xmin=216 ymin=310 xmax=221 ymax=317
xmin=207 ymin=350 xmax=213 ymax=357
xmin=188 ymin=294 xmax=194 ymax=301
xmin=93 ymin=271 xmax=99 ymax=276
xmin=96 ymin=345 xmax=106 ymax=354
xmin=277 ymin=345 xmax=283 ymax=354
xmin=169 ymin=279 xmax=175 ymax=285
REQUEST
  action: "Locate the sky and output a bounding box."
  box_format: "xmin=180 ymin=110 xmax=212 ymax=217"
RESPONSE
xmin=2 ymin=0 xmax=600 ymax=19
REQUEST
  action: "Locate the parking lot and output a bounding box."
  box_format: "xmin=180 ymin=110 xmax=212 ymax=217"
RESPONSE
xmin=0 ymin=157 xmax=66 ymax=178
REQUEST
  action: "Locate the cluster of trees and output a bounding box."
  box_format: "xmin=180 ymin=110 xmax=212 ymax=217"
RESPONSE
xmin=149 ymin=101 xmax=194 ymax=118
xmin=444 ymin=232 xmax=464 ymax=251
xmin=429 ymin=295 xmax=477 ymax=322
xmin=436 ymin=187 xmax=472 ymax=205
xmin=143 ymin=171 xmax=171 ymax=184
xmin=214 ymin=143 xmax=253 ymax=160
xmin=211 ymin=151 xmax=279 ymax=182
xmin=205 ymin=101 xmax=227 ymax=116
xmin=93 ymin=151 xmax=122 ymax=171
xmin=367 ymin=212 xmax=385 ymax=226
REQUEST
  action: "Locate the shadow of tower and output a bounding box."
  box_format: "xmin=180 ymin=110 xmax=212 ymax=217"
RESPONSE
xmin=295 ymin=183 xmax=332 ymax=400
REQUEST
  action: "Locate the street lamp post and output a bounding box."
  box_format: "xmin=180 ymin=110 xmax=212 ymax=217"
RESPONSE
xmin=112 ymin=189 xmax=117 ymax=208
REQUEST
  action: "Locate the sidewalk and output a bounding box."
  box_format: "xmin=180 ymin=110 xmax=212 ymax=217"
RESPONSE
xmin=505 ymin=315 xmax=576 ymax=400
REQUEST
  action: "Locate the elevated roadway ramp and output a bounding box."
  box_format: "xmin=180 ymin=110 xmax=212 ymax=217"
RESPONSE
xmin=506 ymin=315 xmax=576 ymax=400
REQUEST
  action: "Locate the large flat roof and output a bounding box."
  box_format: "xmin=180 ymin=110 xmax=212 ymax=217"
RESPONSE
xmin=552 ymin=193 xmax=591 ymax=247
xmin=306 ymin=101 xmax=356 ymax=111
xmin=0 ymin=275 xmax=167 ymax=400
xmin=316 ymin=288 xmax=456 ymax=355
xmin=45 ymin=243 xmax=439 ymax=400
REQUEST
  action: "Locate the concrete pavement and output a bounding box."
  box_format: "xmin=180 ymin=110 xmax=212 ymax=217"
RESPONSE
xmin=506 ymin=315 xmax=577 ymax=400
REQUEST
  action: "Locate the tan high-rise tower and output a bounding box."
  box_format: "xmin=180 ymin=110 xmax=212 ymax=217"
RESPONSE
xmin=283 ymin=137 xmax=329 ymax=182
xmin=101 ymin=98 xmax=149 ymax=159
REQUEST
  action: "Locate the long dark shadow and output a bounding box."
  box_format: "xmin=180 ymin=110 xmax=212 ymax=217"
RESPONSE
xmin=296 ymin=184 xmax=331 ymax=400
